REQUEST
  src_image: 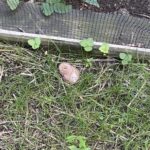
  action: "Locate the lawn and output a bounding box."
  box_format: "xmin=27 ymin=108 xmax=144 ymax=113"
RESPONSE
xmin=0 ymin=42 xmax=150 ymax=150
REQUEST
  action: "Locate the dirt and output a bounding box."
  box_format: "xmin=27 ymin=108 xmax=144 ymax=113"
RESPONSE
xmin=24 ymin=0 xmax=150 ymax=18
xmin=65 ymin=0 xmax=150 ymax=18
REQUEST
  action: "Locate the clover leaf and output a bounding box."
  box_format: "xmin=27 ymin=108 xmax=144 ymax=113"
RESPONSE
xmin=99 ymin=43 xmax=109 ymax=55
xmin=66 ymin=135 xmax=91 ymax=150
xmin=80 ymin=38 xmax=94 ymax=52
xmin=119 ymin=53 xmax=126 ymax=59
xmin=28 ymin=37 xmax=41 ymax=50
xmin=119 ymin=53 xmax=132 ymax=65
xmin=41 ymin=1 xmax=72 ymax=16
xmin=41 ymin=3 xmax=54 ymax=16
xmin=68 ymin=145 xmax=79 ymax=150
xmin=7 ymin=0 xmax=20 ymax=10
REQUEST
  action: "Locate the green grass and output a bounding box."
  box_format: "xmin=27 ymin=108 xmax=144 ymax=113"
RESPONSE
xmin=0 ymin=43 xmax=150 ymax=150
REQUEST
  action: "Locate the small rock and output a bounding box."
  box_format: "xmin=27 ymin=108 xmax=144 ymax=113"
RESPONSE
xmin=59 ymin=62 xmax=80 ymax=84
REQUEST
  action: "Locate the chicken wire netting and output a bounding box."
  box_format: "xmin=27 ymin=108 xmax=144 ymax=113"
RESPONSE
xmin=0 ymin=0 xmax=150 ymax=48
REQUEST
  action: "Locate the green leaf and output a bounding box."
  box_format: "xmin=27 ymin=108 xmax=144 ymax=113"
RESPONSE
xmin=122 ymin=60 xmax=128 ymax=65
xmin=83 ymin=0 xmax=100 ymax=7
xmin=80 ymin=40 xmax=87 ymax=47
xmin=86 ymin=38 xmax=94 ymax=47
xmin=84 ymin=46 xmax=93 ymax=52
xmin=78 ymin=138 xmax=86 ymax=148
xmin=66 ymin=135 xmax=77 ymax=143
xmin=7 ymin=0 xmax=20 ymax=10
xmin=84 ymin=148 xmax=91 ymax=150
xmin=119 ymin=53 xmax=126 ymax=60
xmin=68 ymin=145 xmax=79 ymax=150
xmin=28 ymin=37 xmax=41 ymax=50
xmin=66 ymin=135 xmax=90 ymax=150
xmin=99 ymin=43 xmax=109 ymax=54
xmin=46 ymin=0 xmax=61 ymax=4
xmin=80 ymin=38 xmax=94 ymax=47
xmin=41 ymin=3 xmax=54 ymax=16
xmin=80 ymin=38 xmax=94 ymax=52
xmin=119 ymin=53 xmax=132 ymax=65
xmin=85 ymin=58 xmax=93 ymax=68
xmin=127 ymin=54 xmax=132 ymax=61
xmin=35 ymin=37 xmax=41 ymax=42
xmin=78 ymin=136 xmax=88 ymax=149
xmin=54 ymin=3 xmax=72 ymax=13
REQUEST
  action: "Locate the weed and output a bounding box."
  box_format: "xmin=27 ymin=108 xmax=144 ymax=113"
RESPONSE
xmin=84 ymin=58 xmax=93 ymax=68
xmin=7 ymin=0 xmax=99 ymax=13
xmin=7 ymin=0 xmax=19 ymax=10
xmin=66 ymin=135 xmax=91 ymax=150
xmin=80 ymin=38 xmax=94 ymax=52
xmin=41 ymin=0 xmax=72 ymax=16
xmin=99 ymin=43 xmax=109 ymax=55
xmin=27 ymin=37 xmax=41 ymax=50
xmin=119 ymin=53 xmax=132 ymax=65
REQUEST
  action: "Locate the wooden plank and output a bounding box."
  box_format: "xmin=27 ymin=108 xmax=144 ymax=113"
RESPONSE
xmin=0 ymin=29 xmax=150 ymax=57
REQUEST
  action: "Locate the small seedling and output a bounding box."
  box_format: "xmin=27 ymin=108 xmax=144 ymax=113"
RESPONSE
xmin=84 ymin=58 xmax=94 ymax=68
xmin=119 ymin=53 xmax=132 ymax=65
xmin=28 ymin=37 xmax=41 ymax=50
xmin=41 ymin=0 xmax=72 ymax=16
xmin=99 ymin=43 xmax=109 ymax=55
xmin=7 ymin=0 xmax=20 ymax=10
xmin=80 ymin=38 xmax=94 ymax=52
xmin=66 ymin=135 xmax=91 ymax=150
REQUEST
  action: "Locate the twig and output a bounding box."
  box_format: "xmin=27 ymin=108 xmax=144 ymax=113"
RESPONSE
xmin=0 ymin=131 xmax=12 ymax=138
xmin=0 ymin=49 xmax=14 ymax=52
xmin=0 ymin=121 xmax=18 ymax=125
xmin=0 ymin=65 xmax=4 ymax=82
xmin=135 ymin=13 xmax=150 ymax=19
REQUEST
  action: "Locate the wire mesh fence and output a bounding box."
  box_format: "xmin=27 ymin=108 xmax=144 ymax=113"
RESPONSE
xmin=0 ymin=0 xmax=150 ymax=49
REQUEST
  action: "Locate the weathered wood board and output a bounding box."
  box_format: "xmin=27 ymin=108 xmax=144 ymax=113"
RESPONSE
xmin=0 ymin=0 xmax=150 ymax=49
